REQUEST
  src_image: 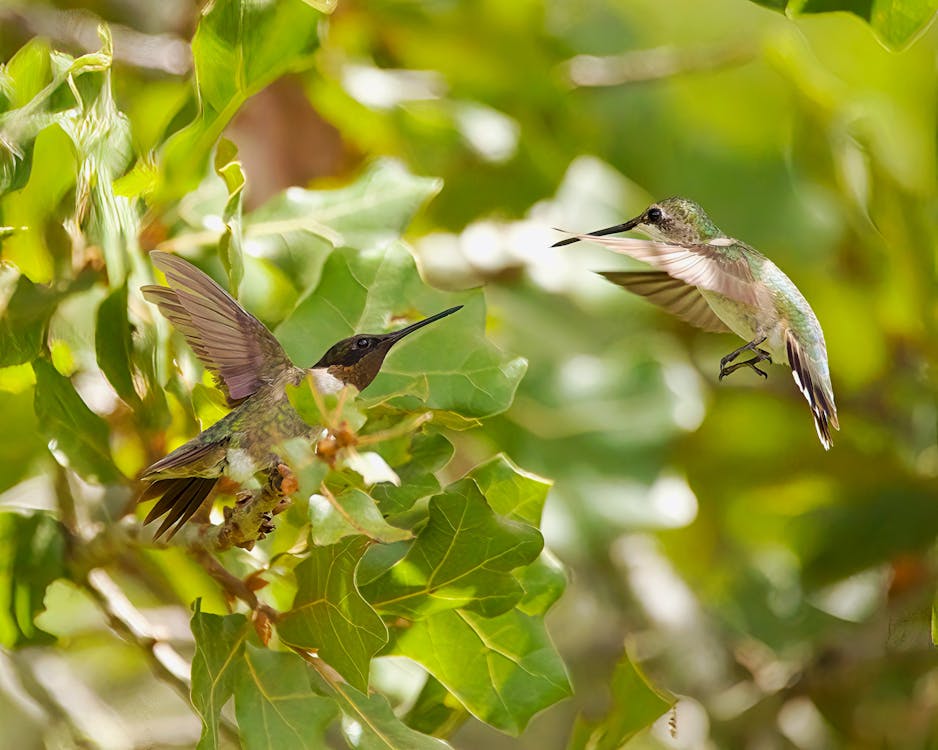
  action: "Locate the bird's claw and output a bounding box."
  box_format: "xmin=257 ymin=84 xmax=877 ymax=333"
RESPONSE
xmin=719 ymin=357 xmax=769 ymax=380
xmin=719 ymin=336 xmax=771 ymax=381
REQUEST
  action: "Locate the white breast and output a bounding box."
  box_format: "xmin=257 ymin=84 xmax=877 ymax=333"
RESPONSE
xmin=310 ymin=368 xmax=345 ymax=395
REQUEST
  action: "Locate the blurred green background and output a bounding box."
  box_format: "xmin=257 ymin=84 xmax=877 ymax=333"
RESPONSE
xmin=1 ymin=0 xmax=937 ymax=747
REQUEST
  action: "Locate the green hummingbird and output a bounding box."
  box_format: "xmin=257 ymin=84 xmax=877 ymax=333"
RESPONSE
xmin=138 ymin=251 xmax=462 ymax=539
xmin=554 ymin=197 xmax=838 ymax=449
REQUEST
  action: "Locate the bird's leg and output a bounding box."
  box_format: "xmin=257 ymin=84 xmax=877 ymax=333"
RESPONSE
xmin=269 ymin=462 xmax=298 ymax=500
xmin=257 ymin=464 xmax=296 ymax=536
xmin=719 ymin=336 xmax=772 ymax=380
xmin=720 ymin=336 xmax=768 ymax=368
xmin=720 ymin=356 xmax=770 ymax=380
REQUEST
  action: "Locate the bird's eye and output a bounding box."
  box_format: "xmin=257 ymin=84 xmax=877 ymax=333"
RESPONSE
xmin=647 ymin=207 xmax=663 ymax=223
xmin=355 ymin=338 xmax=371 ymax=349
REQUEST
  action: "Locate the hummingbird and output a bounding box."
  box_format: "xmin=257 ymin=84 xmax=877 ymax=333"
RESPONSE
xmin=554 ymin=197 xmax=838 ymax=449
xmin=138 ymin=251 xmax=462 ymax=539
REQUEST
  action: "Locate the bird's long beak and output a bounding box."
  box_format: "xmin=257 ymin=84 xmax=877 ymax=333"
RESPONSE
xmin=385 ymin=305 xmax=463 ymax=343
xmin=552 ymin=215 xmax=642 ymax=247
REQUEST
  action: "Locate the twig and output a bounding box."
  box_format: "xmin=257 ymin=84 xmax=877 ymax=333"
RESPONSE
xmin=2 ymin=650 xmax=95 ymax=748
xmin=192 ymin=472 xmax=292 ymax=552
xmin=188 ymin=546 xmax=260 ymax=610
xmin=80 ymin=569 xmax=242 ymax=743
xmin=0 ymin=5 xmax=191 ymax=76
xmin=82 ymin=568 xmax=191 ymax=699
xmin=564 ymin=41 xmax=757 ymax=87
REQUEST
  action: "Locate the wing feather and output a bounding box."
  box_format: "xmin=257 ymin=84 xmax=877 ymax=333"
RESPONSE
xmin=140 ymin=435 xmax=228 ymax=479
xmin=570 ymin=235 xmax=759 ymax=306
xmin=599 ymin=271 xmax=732 ymax=334
xmin=142 ymin=252 xmax=293 ymax=405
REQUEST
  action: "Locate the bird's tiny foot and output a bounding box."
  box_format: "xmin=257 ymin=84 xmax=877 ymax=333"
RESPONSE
xmin=275 ymin=463 xmax=299 ymax=495
xmin=721 ymin=336 xmax=768 ymax=368
xmin=719 ymin=357 xmax=769 ymax=380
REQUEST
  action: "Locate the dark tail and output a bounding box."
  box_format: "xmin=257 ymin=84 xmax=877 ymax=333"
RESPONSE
xmin=141 ymin=477 xmax=218 ymax=539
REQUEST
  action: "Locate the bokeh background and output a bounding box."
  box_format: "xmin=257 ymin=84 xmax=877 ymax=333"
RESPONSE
xmin=1 ymin=0 xmax=937 ymax=748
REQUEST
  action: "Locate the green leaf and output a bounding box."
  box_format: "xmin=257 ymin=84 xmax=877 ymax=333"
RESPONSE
xmin=0 ymin=39 xmax=81 ymax=199
xmin=279 ymin=436 xmax=410 ymax=544
xmin=190 ymin=603 xmax=250 ymax=750
xmin=309 ymin=488 xmax=413 ymax=546
xmin=467 ymin=453 xmax=551 ymax=527
xmin=0 ymin=269 xmax=55 ymax=367
xmin=214 ymin=138 xmax=245 ymax=295
xmin=235 ymin=645 xmax=338 ymax=750
xmin=514 ymin=550 xmax=567 ymax=616
xmin=0 ymin=124 xmax=76 ymax=282
xmin=4 ymin=38 xmax=52 ymax=110
xmin=362 ymin=479 xmax=543 ymax=619
xmin=748 ymin=0 xmax=938 ymax=48
xmin=312 ymin=675 xmax=453 ymax=750
xmin=32 ymin=359 xmax=120 ymax=483
xmin=372 ymin=432 xmax=455 ymax=516
xmin=403 ymin=675 xmax=468 ymax=738
xmin=299 ymin=0 xmax=338 ymax=13
xmin=94 ymin=283 xmax=139 ymax=407
xmin=55 ymin=29 xmax=137 ymax=286
xmin=285 ymin=379 xmax=366 ymax=434
xmin=0 ymin=387 xmax=45 ymax=493
xmin=278 ymin=537 xmax=388 ymax=691
xmin=159 ymin=0 xmax=321 ymax=201
xmin=277 ymin=242 xmax=526 ymax=418
xmin=250 ymin=159 xmax=441 ymax=253
xmin=567 ymin=648 xmax=675 ymax=750
xmin=391 ymin=608 xmax=571 ymax=735
xmin=0 ymin=511 xmax=65 ymax=647
xmin=793 ymin=482 xmax=938 ymax=587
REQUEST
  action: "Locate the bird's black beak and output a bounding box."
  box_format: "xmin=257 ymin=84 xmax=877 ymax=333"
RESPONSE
xmin=552 ymin=215 xmax=642 ymax=247
xmin=385 ymin=305 xmax=463 ymax=344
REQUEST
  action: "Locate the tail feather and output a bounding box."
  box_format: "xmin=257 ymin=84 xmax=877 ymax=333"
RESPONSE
xmin=141 ymin=476 xmax=218 ymax=540
xmin=786 ymin=331 xmax=838 ymax=450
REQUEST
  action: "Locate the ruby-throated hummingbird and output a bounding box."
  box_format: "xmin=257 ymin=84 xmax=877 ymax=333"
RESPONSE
xmin=554 ymin=197 xmax=838 ymax=449
xmin=138 ymin=252 xmax=462 ymax=538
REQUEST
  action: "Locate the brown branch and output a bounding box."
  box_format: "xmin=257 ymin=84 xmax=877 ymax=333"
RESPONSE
xmin=188 ymin=546 xmax=261 ymax=610
xmin=189 ymin=471 xmax=293 ymax=553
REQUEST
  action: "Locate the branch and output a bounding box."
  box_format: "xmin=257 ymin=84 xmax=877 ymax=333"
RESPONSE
xmin=81 ymin=568 xmax=191 ymax=699
xmin=80 ymin=568 xmax=242 ymax=743
xmin=0 ymin=5 xmax=191 ymax=76
xmin=1 ymin=650 xmax=94 ymax=748
xmin=191 ymin=466 xmax=294 ymax=553
xmin=563 ymin=41 xmax=756 ymax=87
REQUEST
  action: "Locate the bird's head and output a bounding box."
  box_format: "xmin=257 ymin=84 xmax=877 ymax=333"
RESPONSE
xmin=312 ymin=305 xmax=463 ymax=391
xmin=553 ymin=197 xmax=723 ymax=247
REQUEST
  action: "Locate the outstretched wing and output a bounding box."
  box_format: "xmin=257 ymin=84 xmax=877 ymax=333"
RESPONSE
xmin=142 ymin=252 xmax=293 ymax=405
xmin=565 ymin=234 xmax=759 ymax=307
xmin=785 ymin=330 xmax=839 ymax=450
xmin=598 ymin=271 xmax=731 ymax=334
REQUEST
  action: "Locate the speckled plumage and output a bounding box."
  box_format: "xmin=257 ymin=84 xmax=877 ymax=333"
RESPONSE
xmin=139 ymin=252 xmax=462 ymax=537
xmin=555 ymin=197 xmax=838 ymax=449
